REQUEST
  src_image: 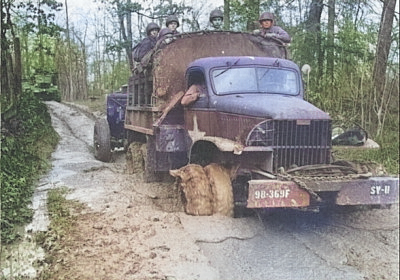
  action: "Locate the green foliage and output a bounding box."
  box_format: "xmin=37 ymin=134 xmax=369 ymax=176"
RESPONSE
xmin=89 ymin=61 xmax=130 ymax=97
xmin=1 ymin=92 xmax=59 ymax=244
xmin=14 ymin=1 xmax=62 ymax=101
xmin=229 ymin=0 xmax=255 ymax=31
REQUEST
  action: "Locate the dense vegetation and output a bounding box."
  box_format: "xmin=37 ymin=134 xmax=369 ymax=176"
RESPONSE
xmin=1 ymin=0 xmax=398 ymax=245
xmin=1 ymin=92 xmax=59 ymax=243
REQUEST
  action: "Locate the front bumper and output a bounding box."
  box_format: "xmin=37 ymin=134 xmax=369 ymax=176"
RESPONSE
xmin=247 ymin=176 xmax=399 ymax=208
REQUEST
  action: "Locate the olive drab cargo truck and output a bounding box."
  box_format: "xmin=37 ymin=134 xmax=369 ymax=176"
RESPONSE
xmin=97 ymin=31 xmax=398 ymax=212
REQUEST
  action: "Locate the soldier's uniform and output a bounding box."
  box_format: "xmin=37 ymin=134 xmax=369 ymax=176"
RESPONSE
xmin=134 ymin=22 xmax=160 ymax=62
xmin=256 ymin=12 xmax=291 ymax=43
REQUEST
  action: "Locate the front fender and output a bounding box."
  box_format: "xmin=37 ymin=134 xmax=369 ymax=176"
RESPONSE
xmin=191 ymin=136 xmax=244 ymax=155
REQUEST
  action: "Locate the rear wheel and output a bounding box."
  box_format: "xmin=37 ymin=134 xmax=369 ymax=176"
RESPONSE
xmin=94 ymin=119 xmax=112 ymax=162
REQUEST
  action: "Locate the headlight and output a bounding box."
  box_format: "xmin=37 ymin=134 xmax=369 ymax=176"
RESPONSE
xmin=246 ymin=120 xmax=274 ymax=147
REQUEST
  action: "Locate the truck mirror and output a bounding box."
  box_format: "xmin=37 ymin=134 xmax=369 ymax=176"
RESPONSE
xmin=301 ymin=64 xmax=311 ymax=75
xmin=301 ymin=64 xmax=311 ymax=101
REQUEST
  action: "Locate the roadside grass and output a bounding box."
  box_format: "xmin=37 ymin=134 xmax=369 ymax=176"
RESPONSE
xmin=34 ymin=188 xmax=85 ymax=280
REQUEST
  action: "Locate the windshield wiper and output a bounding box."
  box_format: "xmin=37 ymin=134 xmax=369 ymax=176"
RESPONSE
xmin=214 ymin=58 xmax=241 ymax=78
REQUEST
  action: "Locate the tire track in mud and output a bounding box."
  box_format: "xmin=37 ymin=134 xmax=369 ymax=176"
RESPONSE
xmin=46 ymin=101 xmax=95 ymax=150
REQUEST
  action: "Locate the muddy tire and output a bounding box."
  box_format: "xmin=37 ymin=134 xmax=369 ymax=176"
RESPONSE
xmin=94 ymin=119 xmax=111 ymax=162
xmin=126 ymin=142 xmax=145 ymax=174
xmin=143 ymin=135 xmax=160 ymax=182
xmin=204 ymin=163 xmax=235 ymax=217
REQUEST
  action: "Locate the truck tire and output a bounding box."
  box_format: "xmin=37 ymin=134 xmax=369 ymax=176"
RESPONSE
xmin=143 ymin=135 xmax=159 ymax=182
xmin=94 ymin=119 xmax=112 ymax=162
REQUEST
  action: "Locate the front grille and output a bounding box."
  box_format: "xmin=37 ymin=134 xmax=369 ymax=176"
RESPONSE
xmin=247 ymin=119 xmax=332 ymax=171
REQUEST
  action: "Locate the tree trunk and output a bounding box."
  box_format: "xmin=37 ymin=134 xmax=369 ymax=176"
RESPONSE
xmin=223 ymin=0 xmax=230 ymax=30
xmin=326 ymin=0 xmax=335 ymax=87
xmin=371 ymin=0 xmax=397 ymax=136
xmin=1 ymin=1 xmax=11 ymax=106
xmin=13 ymin=37 xmax=22 ymax=98
xmin=126 ymin=0 xmax=133 ymax=70
xmin=373 ymin=0 xmax=396 ymax=94
xmin=245 ymin=0 xmax=260 ymax=32
xmin=304 ymin=0 xmax=324 ymax=90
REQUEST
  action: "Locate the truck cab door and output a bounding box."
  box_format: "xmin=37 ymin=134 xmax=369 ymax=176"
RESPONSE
xmin=183 ymin=69 xmax=211 ymax=135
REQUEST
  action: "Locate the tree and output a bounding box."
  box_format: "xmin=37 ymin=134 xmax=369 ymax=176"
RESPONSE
xmin=224 ymin=0 xmax=230 ymax=30
xmin=245 ymin=0 xmax=259 ymax=31
xmin=371 ymin=0 xmax=397 ymax=136
xmin=326 ymin=0 xmax=335 ymax=86
xmin=1 ymin=0 xmax=22 ymax=116
xmin=305 ymin=0 xmax=324 ymax=89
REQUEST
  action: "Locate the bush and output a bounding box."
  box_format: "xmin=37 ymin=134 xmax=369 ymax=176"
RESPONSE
xmin=1 ymin=92 xmax=59 ymax=244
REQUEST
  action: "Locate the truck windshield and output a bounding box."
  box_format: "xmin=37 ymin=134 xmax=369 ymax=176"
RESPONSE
xmin=212 ymin=67 xmax=299 ymax=96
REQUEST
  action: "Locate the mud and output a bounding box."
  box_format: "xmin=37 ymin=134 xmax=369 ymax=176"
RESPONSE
xmin=1 ymin=101 xmax=398 ymax=280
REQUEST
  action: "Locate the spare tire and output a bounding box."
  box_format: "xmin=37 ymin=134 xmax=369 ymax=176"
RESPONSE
xmin=94 ymin=119 xmax=111 ymax=162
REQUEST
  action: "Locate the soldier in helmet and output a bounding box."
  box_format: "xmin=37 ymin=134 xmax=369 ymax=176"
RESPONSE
xmin=209 ymin=9 xmax=224 ymax=30
xmin=255 ymin=12 xmax=291 ymax=43
xmin=158 ymin=14 xmax=180 ymax=43
xmin=166 ymin=14 xmax=180 ymax=34
xmin=133 ymin=22 xmax=160 ymax=62
xmin=160 ymin=15 xmax=180 ymax=35
xmin=158 ymin=14 xmax=180 ymax=42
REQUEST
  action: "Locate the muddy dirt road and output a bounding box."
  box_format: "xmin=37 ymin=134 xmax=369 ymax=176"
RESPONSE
xmin=5 ymin=101 xmax=398 ymax=280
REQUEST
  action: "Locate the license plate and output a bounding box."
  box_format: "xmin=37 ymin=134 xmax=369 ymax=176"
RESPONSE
xmin=247 ymin=180 xmax=310 ymax=208
xmin=336 ymin=177 xmax=399 ymax=205
xmin=370 ymin=185 xmax=391 ymax=195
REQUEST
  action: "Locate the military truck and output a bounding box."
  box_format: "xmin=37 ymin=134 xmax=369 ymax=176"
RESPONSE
xmin=94 ymin=85 xmax=128 ymax=162
xmin=94 ymin=31 xmax=398 ymax=211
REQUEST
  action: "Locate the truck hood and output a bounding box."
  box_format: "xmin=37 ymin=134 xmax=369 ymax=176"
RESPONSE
xmin=214 ymin=94 xmax=330 ymax=120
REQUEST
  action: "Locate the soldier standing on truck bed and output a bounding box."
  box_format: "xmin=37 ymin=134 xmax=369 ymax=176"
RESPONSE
xmin=254 ymin=12 xmax=291 ymax=43
xmin=158 ymin=15 xmax=180 ymax=41
xmin=208 ymin=9 xmax=224 ymax=30
xmin=133 ymin=22 xmax=160 ymax=62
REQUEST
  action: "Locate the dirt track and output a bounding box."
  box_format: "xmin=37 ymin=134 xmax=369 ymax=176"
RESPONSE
xmin=3 ymin=101 xmax=398 ymax=280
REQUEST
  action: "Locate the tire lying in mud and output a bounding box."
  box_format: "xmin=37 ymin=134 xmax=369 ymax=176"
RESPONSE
xmin=170 ymin=163 xmax=234 ymax=217
xmin=94 ymin=118 xmax=111 ymax=162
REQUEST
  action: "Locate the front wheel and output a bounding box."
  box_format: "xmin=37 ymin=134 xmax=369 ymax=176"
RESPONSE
xmin=94 ymin=119 xmax=112 ymax=162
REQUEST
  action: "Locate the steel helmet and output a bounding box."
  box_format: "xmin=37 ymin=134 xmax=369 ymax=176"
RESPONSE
xmin=146 ymin=22 xmax=160 ymax=35
xmin=259 ymin=12 xmax=274 ymax=22
xmin=166 ymin=15 xmax=180 ymax=27
xmin=209 ymin=9 xmax=223 ymax=22
xmin=158 ymin=27 xmax=173 ymax=38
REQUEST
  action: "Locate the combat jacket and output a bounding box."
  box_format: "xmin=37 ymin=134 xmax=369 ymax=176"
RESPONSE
xmin=260 ymin=26 xmax=291 ymax=43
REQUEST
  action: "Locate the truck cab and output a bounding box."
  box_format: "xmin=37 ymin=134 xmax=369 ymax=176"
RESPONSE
xmin=183 ymin=56 xmax=331 ymax=174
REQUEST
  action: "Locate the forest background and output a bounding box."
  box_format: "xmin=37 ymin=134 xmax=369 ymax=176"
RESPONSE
xmin=1 ymin=0 xmax=399 ymax=244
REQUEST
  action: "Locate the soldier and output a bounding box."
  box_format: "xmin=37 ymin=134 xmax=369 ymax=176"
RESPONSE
xmin=255 ymin=12 xmax=291 ymax=43
xmin=209 ymin=9 xmax=224 ymax=30
xmin=133 ymin=22 xmax=160 ymax=62
xmin=163 ymin=14 xmax=180 ymax=33
xmin=157 ymin=27 xmax=173 ymax=41
xmin=158 ymin=14 xmax=180 ymax=42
